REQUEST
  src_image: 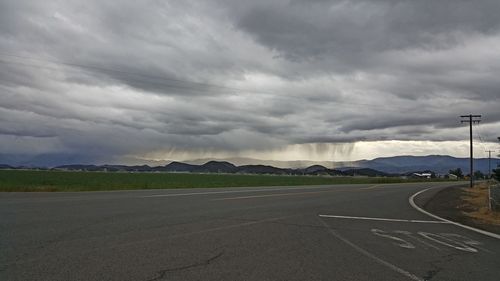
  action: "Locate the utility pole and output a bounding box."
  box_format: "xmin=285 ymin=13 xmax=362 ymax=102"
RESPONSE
xmin=486 ymin=150 xmax=493 ymax=179
xmin=498 ymin=137 xmax=500 ymax=169
xmin=461 ymin=114 xmax=481 ymax=188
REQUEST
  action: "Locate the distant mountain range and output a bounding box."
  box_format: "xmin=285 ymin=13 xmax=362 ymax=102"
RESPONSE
xmin=44 ymin=161 xmax=389 ymax=177
xmin=183 ymin=155 xmax=499 ymax=174
xmin=343 ymin=155 xmax=498 ymax=174
xmin=0 ymin=155 xmax=498 ymax=175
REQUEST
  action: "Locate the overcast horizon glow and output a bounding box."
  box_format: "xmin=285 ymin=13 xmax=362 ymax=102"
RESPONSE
xmin=1 ymin=0 xmax=499 ymax=166
xmin=137 ymin=140 xmax=483 ymax=163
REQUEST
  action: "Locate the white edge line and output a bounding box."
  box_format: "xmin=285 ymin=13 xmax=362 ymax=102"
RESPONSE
xmin=409 ymin=186 xmax=500 ymax=240
xmin=318 ymin=214 xmax=448 ymax=224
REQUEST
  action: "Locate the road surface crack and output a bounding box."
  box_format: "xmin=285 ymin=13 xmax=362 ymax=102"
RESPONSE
xmin=145 ymin=250 xmax=224 ymax=281
xmin=422 ymin=252 xmax=463 ymax=280
xmin=423 ymin=267 xmax=441 ymax=281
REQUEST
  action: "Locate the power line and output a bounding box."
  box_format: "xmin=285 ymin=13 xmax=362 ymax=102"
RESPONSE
xmin=474 ymin=122 xmax=489 ymax=156
xmin=0 ymin=52 xmax=261 ymax=94
xmin=486 ymin=150 xmax=494 ymax=178
xmin=0 ymin=52 xmax=422 ymax=113
xmin=0 ymin=58 xmax=241 ymax=96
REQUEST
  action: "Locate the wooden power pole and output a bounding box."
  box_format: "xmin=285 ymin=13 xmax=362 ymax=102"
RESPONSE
xmin=460 ymin=114 xmax=481 ymax=188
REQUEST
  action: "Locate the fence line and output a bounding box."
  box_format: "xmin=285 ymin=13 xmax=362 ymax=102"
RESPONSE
xmin=489 ymin=181 xmax=500 ymax=212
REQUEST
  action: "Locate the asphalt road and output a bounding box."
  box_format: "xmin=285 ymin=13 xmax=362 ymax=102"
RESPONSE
xmin=1 ymin=182 xmax=499 ymax=281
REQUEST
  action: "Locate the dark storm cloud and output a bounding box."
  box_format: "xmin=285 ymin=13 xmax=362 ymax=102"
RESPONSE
xmin=0 ymin=0 xmax=499 ymax=164
xmin=234 ymin=0 xmax=500 ymax=61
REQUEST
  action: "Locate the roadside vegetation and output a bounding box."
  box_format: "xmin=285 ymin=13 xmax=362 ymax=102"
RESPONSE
xmin=493 ymin=168 xmax=500 ymax=181
xmin=460 ymin=182 xmax=500 ymax=226
xmin=0 ymin=170 xmax=451 ymax=192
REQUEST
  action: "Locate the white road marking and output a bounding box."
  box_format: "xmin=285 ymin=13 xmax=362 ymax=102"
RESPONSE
xmin=141 ymin=185 xmax=344 ymax=198
xmin=394 ymin=230 xmax=442 ymax=250
xmin=418 ymin=232 xmax=478 ymax=252
xmin=212 ymin=189 xmax=345 ymax=200
xmin=440 ymin=233 xmax=492 ymax=253
xmin=372 ymin=229 xmax=415 ymax=249
xmin=318 ymin=214 xmax=449 ymax=224
xmin=370 ymin=229 xmax=483 ymax=252
xmin=319 ymin=219 xmax=424 ymax=281
xmin=360 ymin=184 xmax=383 ymax=190
xmin=409 ymin=186 xmax=500 ymax=240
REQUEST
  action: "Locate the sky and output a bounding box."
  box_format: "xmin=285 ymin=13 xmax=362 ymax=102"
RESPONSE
xmin=0 ymin=0 xmax=499 ymax=166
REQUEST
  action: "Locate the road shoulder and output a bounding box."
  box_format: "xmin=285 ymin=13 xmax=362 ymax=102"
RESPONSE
xmin=421 ymin=185 xmax=500 ymax=235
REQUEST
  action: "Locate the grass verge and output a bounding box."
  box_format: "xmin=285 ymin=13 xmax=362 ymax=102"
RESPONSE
xmin=460 ymin=182 xmax=500 ymax=226
xmin=424 ymin=183 xmax=500 ymax=234
xmin=0 ymin=170 xmax=448 ymax=192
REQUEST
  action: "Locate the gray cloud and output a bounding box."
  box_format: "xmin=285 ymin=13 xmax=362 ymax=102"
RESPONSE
xmin=233 ymin=0 xmax=500 ymax=61
xmin=0 ymin=0 xmax=499 ymax=165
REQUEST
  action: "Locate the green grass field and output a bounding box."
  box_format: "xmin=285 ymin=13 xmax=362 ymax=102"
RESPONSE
xmin=0 ymin=170 xmax=450 ymax=192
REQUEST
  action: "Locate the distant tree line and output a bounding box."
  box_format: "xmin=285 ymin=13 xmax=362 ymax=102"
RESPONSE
xmin=448 ymin=168 xmax=464 ymax=179
xmin=448 ymin=168 xmax=488 ymax=180
xmin=493 ymin=168 xmax=500 ymax=181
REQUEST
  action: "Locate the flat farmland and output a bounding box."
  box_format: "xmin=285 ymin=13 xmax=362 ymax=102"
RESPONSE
xmin=0 ymin=170 xmax=447 ymax=192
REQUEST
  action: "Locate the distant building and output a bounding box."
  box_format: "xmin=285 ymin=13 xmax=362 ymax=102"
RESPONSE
xmin=412 ymin=173 xmax=432 ymax=179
